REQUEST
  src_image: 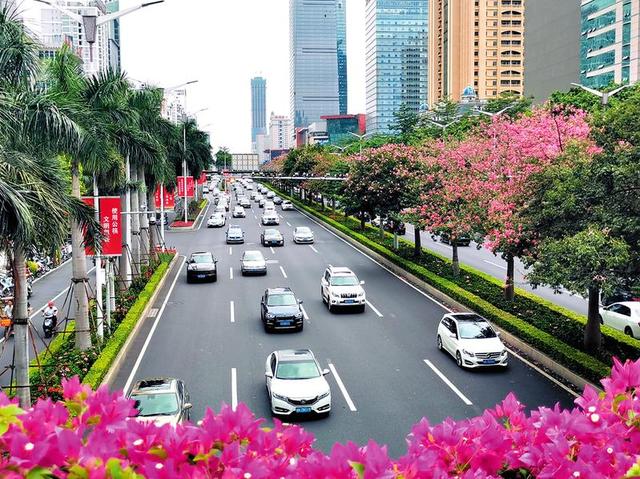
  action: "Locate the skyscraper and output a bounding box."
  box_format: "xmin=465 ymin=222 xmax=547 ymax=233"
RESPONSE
xmin=428 ymin=0 xmax=525 ymax=106
xmin=365 ymin=0 xmax=428 ymax=134
xmin=336 ymin=0 xmax=348 ymax=115
xmin=290 ymin=0 xmax=345 ymax=129
xmin=251 ymin=77 xmax=267 ymax=146
xmin=580 ymin=0 xmax=638 ymax=88
xmin=106 ymin=0 xmax=121 ymax=73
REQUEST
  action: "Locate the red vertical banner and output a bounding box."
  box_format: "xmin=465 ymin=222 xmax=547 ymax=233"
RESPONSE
xmin=100 ymin=196 xmax=122 ymax=256
xmin=81 ymin=197 xmax=96 ymax=256
xmin=198 ymin=172 xmax=207 ymax=185
xmin=176 ymin=176 xmax=195 ymax=197
xmin=154 ymin=187 xmax=176 ymax=210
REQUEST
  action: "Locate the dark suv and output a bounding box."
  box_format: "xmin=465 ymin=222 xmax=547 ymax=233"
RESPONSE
xmin=261 ymin=287 xmax=304 ymax=332
xmin=186 ymin=251 xmax=218 ymax=283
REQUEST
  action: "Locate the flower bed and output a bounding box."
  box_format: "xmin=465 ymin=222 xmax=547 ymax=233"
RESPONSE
xmin=268 ymin=186 xmax=639 ymax=383
xmin=0 ymin=359 xmax=639 ymax=477
xmin=28 ymin=253 xmax=174 ymax=401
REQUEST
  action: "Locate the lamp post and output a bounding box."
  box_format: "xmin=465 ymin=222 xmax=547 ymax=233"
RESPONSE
xmin=348 ymin=131 xmax=371 ymax=155
xmin=183 ymin=108 xmax=208 ymax=222
xmin=570 ymin=82 xmax=632 ymax=106
xmin=474 ymin=104 xmax=515 ymax=117
xmin=426 ymin=117 xmax=461 ymax=136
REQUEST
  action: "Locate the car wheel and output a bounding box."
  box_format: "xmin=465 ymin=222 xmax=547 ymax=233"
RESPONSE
xmin=212 ymin=274 xmax=217 ymax=283
xmin=359 ymin=304 xmax=366 ymax=313
xmin=437 ymin=335 xmax=443 ymax=351
xmin=328 ymin=302 xmax=333 ymax=313
xmin=624 ymin=327 xmax=634 ymax=338
xmin=456 ymin=351 xmax=463 ymax=368
xmin=186 ymin=275 xmax=192 ymax=284
xmin=298 ymin=323 xmax=304 ymax=332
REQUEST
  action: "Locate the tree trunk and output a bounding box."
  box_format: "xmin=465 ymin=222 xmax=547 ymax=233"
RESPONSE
xmin=379 ymin=215 xmax=384 ymax=239
xmin=130 ymin=167 xmax=140 ymax=276
xmin=320 ymin=194 xmax=324 ymax=210
xmin=360 ymin=212 xmax=365 ymax=231
xmin=12 ymin=246 xmax=30 ymax=407
xmin=452 ymin=242 xmax=460 ymax=277
xmin=138 ymin=165 xmax=149 ymax=267
xmin=585 ymin=285 xmax=602 ymax=352
xmin=331 ymin=197 xmax=336 ymax=211
xmin=504 ymin=253 xmax=515 ymax=301
xmin=71 ymin=165 xmax=91 ymax=350
xmin=147 ymin=189 xmax=157 ymax=262
xmin=119 ymin=157 xmax=131 ymax=288
xmin=413 ymin=225 xmax=422 ymax=258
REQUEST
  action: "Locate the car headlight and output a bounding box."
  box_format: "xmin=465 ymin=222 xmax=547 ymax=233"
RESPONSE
xmin=188 ymin=265 xmax=196 ymax=270
xmin=357 ymin=291 xmax=364 ymax=297
xmin=272 ymin=393 xmax=287 ymax=401
xmin=266 ymin=313 xmax=275 ymax=319
xmin=462 ymin=349 xmax=475 ymax=357
xmin=318 ymin=391 xmax=330 ymax=400
xmin=295 ymin=312 xmax=303 ymax=319
xmin=501 ymin=350 xmax=508 ymax=356
xmin=331 ymin=291 xmax=340 ymax=298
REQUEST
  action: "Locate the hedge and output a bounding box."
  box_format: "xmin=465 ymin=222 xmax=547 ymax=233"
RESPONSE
xmin=83 ymin=258 xmax=172 ymax=390
xmin=269 ymin=185 xmax=616 ymax=383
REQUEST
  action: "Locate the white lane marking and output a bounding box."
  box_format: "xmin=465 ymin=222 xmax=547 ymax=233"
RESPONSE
xmin=0 ymin=266 xmax=97 ymax=345
xmin=229 ymin=267 xmax=234 ymax=280
xmin=286 ymin=222 xmax=292 ymax=227
xmin=280 ymin=266 xmax=287 ymax=278
xmin=254 ymin=215 xmax=257 ymax=219
xmin=230 ymin=301 xmax=235 ymax=323
xmin=366 ymin=300 xmax=383 ymax=318
xmin=197 ymin=200 xmax=211 ymax=230
xmin=147 ymin=308 xmax=159 ymax=318
xmin=483 ymin=260 xmax=507 ymax=271
xmin=231 ymin=368 xmax=238 ymax=411
xmin=300 ymin=305 xmax=309 ymax=320
xmin=123 ymin=258 xmax=185 ymax=393
xmin=270 ymin=247 xmax=275 ymax=255
xmin=266 ymin=259 xmax=279 ymax=264
xmin=328 ymin=363 xmax=357 ymax=412
xmin=309 ymin=245 xmax=318 ymax=253
xmin=229 ymin=247 xmax=232 ymax=255
xmin=423 ymin=359 xmax=473 ymax=406
xmin=505 ymin=347 xmax=579 ymax=398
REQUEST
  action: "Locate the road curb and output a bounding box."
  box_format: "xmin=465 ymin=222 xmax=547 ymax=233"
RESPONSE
xmin=101 ymin=254 xmax=181 ymax=387
xmin=294 ymin=205 xmax=600 ymax=394
xmin=171 ymin=199 xmax=209 ymax=231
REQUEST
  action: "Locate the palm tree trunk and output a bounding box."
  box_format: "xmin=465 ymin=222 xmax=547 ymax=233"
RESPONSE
xmin=130 ymin=166 xmax=140 ymax=276
xmin=147 ymin=189 xmax=157 ymax=261
xmin=504 ymin=253 xmax=515 ymax=301
xmin=452 ymin=242 xmax=460 ymax=277
xmin=71 ymin=165 xmax=91 ymax=350
xmin=138 ymin=165 xmax=149 ymax=267
xmin=413 ymin=225 xmax=422 ymax=258
xmin=119 ymin=157 xmax=132 ymax=288
xmin=12 ymin=246 xmax=30 ymax=407
xmin=585 ymin=285 xmax=602 ymax=352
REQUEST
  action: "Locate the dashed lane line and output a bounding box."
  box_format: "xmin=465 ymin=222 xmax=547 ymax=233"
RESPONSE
xmin=423 ymin=359 xmax=473 ymax=406
xmin=328 ymin=363 xmax=357 ymax=412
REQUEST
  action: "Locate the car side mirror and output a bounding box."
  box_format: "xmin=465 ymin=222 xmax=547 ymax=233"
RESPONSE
xmin=496 ymin=331 xmax=501 ymax=337
xmin=360 ymin=281 xmax=365 ymax=285
xmin=298 ymin=299 xmax=304 ymax=304
xmin=183 ymin=402 xmax=193 ymax=410
xmin=265 ymin=371 xmax=273 ymax=378
xmin=322 ymin=368 xmax=330 ymax=376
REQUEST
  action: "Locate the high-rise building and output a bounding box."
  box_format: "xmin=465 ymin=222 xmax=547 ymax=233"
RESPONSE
xmin=251 ymin=77 xmax=267 ymax=146
xmin=269 ymin=113 xmax=292 ymax=150
xmin=290 ymin=0 xmax=344 ymax=129
xmin=336 ymin=0 xmax=348 ymax=115
xmin=580 ymin=0 xmax=638 ymax=88
xmin=365 ymin=0 xmax=428 ymax=134
xmin=428 ymin=0 xmax=525 ymax=106
xmin=163 ymin=89 xmax=187 ymax=124
xmin=106 ymin=0 xmax=121 ymax=72
xmin=524 ymin=0 xmax=580 ymax=102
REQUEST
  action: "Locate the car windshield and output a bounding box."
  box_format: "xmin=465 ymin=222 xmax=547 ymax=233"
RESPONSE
xmin=192 ymin=253 xmax=213 ymax=263
xmin=276 ymin=360 xmax=320 ymax=380
xmin=265 ymin=229 xmax=280 ymax=237
xmin=243 ymin=252 xmax=263 ymax=261
xmin=331 ymin=275 xmax=359 ymax=286
xmin=229 ymin=228 xmax=242 ymax=235
xmin=296 ymin=227 xmax=311 ymax=234
xmin=268 ymin=293 xmax=297 ymax=306
xmin=131 ymin=392 xmax=179 ymax=417
xmin=210 ymin=214 xmax=222 ymax=219
xmin=458 ymin=321 xmax=497 ymax=339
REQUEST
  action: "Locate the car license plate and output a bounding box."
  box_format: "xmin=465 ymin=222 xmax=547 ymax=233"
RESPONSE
xmin=482 ymin=359 xmax=496 ymax=364
xmin=296 ymin=407 xmax=311 ymax=413
xmin=344 ymin=299 xmax=355 ymax=304
xmin=197 ymin=274 xmax=206 ymax=279
xmin=280 ymin=320 xmax=291 ymax=326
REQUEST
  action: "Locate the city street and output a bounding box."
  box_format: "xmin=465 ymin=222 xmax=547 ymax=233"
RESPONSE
xmin=112 ymin=191 xmax=577 ymax=457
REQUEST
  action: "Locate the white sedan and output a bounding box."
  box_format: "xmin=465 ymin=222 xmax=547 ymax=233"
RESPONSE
xmin=206 ymin=213 xmax=225 ymax=228
xmin=232 ymin=206 xmax=246 ymax=218
xmin=265 ymin=349 xmax=331 ymax=417
xmin=600 ymin=302 xmax=640 ymax=338
xmin=437 ymin=313 xmax=508 ymax=368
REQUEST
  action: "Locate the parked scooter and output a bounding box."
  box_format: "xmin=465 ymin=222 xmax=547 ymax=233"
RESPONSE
xmin=42 ymin=301 xmax=58 ymax=338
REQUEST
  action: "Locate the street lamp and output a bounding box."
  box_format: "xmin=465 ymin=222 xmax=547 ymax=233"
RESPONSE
xmin=182 ymin=108 xmax=209 ymax=222
xmin=348 ymin=131 xmax=371 ymax=155
xmin=474 ymin=104 xmax=515 ymax=117
xmin=35 ymin=0 xmax=164 ymax=63
xmin=570 ymin=82 xmax=632 ymax=106
xmin=426 ymin=116 xmax=461 ymax=131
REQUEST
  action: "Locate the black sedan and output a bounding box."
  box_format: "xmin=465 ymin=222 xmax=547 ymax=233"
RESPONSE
xmin=261 ymin=288 xmax=304 ymax=332
xmin=439 ymin=232 xmax=471 ymax=247
xmin=186 ymin=251 xmax=218 ymax=283
xmin=261 ymin=228 xmax=284 ymax=247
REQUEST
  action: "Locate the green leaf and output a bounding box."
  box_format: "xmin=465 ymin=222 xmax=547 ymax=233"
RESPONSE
xmin=0 ymin=404 xmax=24 ymax=436
xmin=625 ymin=461 xmax=640 ymax=478
xmin=349 ymin=461 xmax=365 ymax=479
xmin=26 ymin=467 xmax=52 ymax=479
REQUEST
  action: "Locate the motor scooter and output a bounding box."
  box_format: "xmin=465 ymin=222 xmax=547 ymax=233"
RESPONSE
xmin=42 ymin=312 xmax=57 ymax=338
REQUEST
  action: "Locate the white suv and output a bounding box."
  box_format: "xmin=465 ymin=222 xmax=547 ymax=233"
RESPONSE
xmin=320 ymin=266 xmax=366 ymax=312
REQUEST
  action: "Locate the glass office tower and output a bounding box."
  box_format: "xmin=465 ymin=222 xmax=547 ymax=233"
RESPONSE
xmin=365 ymin=0 xmax=428 ymax=134
xmin=581 ymin=0 xmax=637 ymax=88
xmin=251 ymin=77 xmax=267 ymax=144
xmin=337 ymin=0 xmax=348 ymax=115
xmin=290 ymin=0 xmax=343 ymax=129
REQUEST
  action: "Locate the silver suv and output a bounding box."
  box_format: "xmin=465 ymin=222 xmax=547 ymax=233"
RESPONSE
xmin=320 ymin=266 xmax=366 ymax=312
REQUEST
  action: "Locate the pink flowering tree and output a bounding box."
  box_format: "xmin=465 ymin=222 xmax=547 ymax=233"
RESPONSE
xmin=1 ymin=359 xmax=640 ymax=477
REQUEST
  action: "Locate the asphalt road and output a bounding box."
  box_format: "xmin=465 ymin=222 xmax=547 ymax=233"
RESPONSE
xmin=111 ymin=190 xmax=577 ymax=457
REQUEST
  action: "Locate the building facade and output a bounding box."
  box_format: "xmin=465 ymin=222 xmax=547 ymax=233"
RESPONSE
xmin=106 ymin=0 xmax=121 ymax=72
xmin=365 ymin=0 xmax=429 ymax=134
xmin=322 ymin=114 xmax=366 ymax=145
xmin=580 ymin=0 xmax=639 ymax=88
xmin=269 ymin=113 xmax=293 ymax=150
xmin=428 ymin=0 xmax=526 ymax=106
xmin=524 ymin=0 xmax=580 ymax=102
xmin=290 ymin=0 xmax=343 ymax=129
xmin=163 ymin=89 xmax=187 ymax=124
xmin=251 ymin=77 xmax=267 ymax=146
xmin=336 ymin=0 xmax=348 ymax=115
